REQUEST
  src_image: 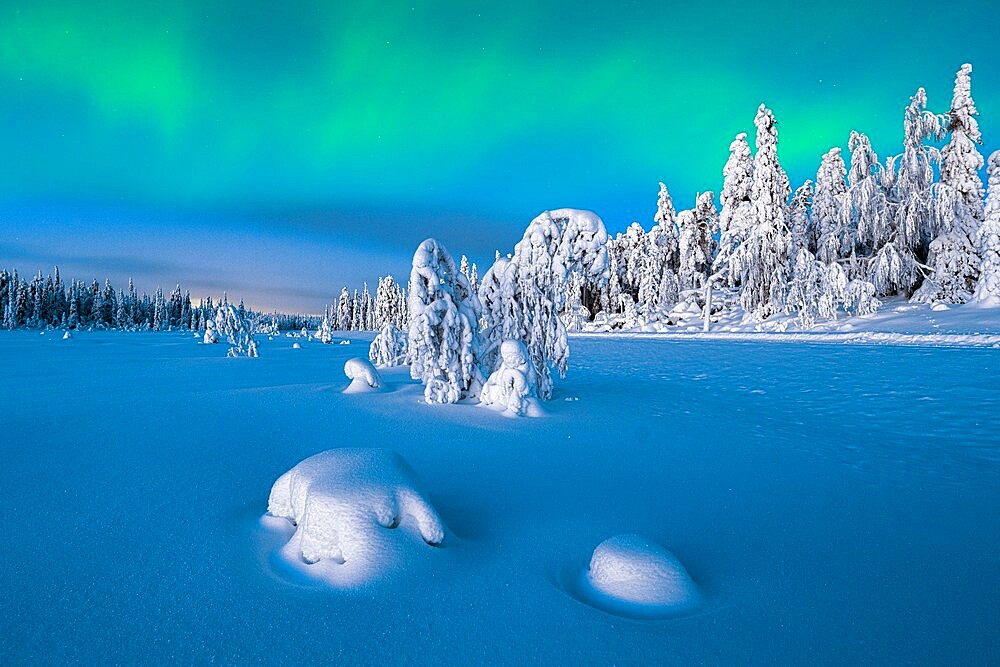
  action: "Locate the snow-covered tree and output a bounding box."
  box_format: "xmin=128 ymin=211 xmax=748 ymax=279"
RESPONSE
xmin=814 ymin=148 xmax=848 ymax=264
xmin=369 ymin=321 xmax=408 ymax=367
xmin=648 ymin=181 xmax=681 ymax=313
xmin=848 ymin=131 xmax=889 ymax=256
xmin=714 ymin=133 xmax=755 ymax=286
xmin=734 ymin=105 xmax=791 ymax=320
xmin=336 ymin=287 xmax=351 ymax=330
xmin=789 ymin=181 xmax=814 ymax=256
xmin=678 ymin=209 xmax=709 ymax=292
xmin=316 ymin=308 xmax=334 ymax=344
xmin=214 ymin=304 xmax=258 ymax=357
xmin=973 ymin=150 xmax=1000 ymax=305
xmin=407 ymin=238 xmax=484 ymax=404
xmin=916 ymin=64 xmax=984 ymax=304
xmin=479 ymin=209 xmax=609 ymax=399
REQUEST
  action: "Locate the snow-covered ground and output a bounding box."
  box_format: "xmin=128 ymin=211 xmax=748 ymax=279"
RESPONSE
xmin=1 ymin=328 xmax=998 ymax=663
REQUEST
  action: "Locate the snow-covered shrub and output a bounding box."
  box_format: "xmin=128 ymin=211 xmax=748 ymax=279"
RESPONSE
xmin=343 ymin=357 xmax=383 ymax=393
xmin=62 ymin=330 xmax=73 ymax=340
xmin=203 ymin=319 xmax=219 ymax=344
xmin=315 ymin=314 xmax=333 ymax=344
xmin=368 ymin=321 xmax=408 ymax=367
xmin=213 ymin=304 xmax=258 ymax=357
xmin=480 ymin=340 xmax=538 ymax=417
xmin=266 ymin=449 xmax=445 ymax=577
xmin=407 ymin=238 xmax=484 ymax=404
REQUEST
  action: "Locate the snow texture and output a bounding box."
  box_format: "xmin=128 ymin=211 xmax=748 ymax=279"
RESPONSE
xmin=343 ymin=357 xmax=383 ymax=393
xmin=266 ymin=448 xmax=445 ymax=583
xmin=580 ymin=534 xmax=699 ymax=618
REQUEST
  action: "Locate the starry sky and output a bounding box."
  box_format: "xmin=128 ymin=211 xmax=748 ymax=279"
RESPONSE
xmin=1 ymin=0 xmax=998 ymax=312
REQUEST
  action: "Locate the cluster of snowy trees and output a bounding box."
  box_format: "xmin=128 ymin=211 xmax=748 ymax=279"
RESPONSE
xmin=317 ymin=275 xmax=410 ymax=335
xmin=398 ymin=209 xmax=609 ymax=407
xmin=0 ymin=267 xmax=315 ymax=332
xmin=566 ymin=64 xmax=1000 ymax=328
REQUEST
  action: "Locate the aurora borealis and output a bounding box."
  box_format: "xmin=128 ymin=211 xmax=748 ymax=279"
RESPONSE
xmin=2 ymin=1 xmax=999 ymax=312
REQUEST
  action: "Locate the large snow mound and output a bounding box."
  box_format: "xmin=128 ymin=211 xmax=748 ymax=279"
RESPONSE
xmin=576 ymin=534 xmax=700 ymax=619
xmin=265 ymin=448 xmax=445 ymax=585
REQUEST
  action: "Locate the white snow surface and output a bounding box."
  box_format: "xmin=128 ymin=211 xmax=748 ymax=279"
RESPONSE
xmin=266 ymin=448 xmax=445 ymax=585
xmin=581 ymin=534 xmax=699 ymax=617
xmin=343 ymin=357 xmax=383 ymax=393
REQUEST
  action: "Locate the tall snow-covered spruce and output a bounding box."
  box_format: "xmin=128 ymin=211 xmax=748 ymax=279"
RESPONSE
xmin=714 ymin=133 xmax=755 ymax=287
xmin=734 ymin=104 xmax=790 ymax=320
xmin=407 ymin=238 xmax=484 ymax=404
xmin=917 ymin=63 xmax=984 ymax=303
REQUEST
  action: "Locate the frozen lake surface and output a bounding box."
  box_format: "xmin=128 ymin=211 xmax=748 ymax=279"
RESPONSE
xmin=1 ymin=331 xmax=997 ymax=664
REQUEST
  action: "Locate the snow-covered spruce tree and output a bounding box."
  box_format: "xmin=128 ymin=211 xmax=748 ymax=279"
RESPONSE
xmin=335 ymin=287 xmax=351 ymax=330
xmin=714 ymin=133 xmax=756 ymax=287
xmin=316 ymin=308 xmax=334 ymax=344
xmin=677 ymin=193 xmax=715 ymax=295
xmin=561 ymin=272 xmax=589 ymax=331
xmin=369 ymin=320 xmax=408 ymax=367
xmin=734 ymin=105 xmax=791 ymax=320
xmin=214 ymin=304 xmax=258 ymax=357
xmin=649 ymin=181 xmax=681 ymax=314
xmin=696 ymin=191 xmax=719 ymax=264
xmin=973 ymin=150 xmax=1000 ymax=304
xmin=407 ymin=238 xmax=484 ymax=404
xmin=785 ymin=248 xmax=824 ymax=328
xmin=813 ymin=148 xmax=849 ymax=264
xmin=677 ymin=210 xmax=706 ymax=292
xmin=478 ymin=256 xmax=522 ymax=371
xmin=879 ymin=88 xmax=945 ymax=298
xmin=479 ymin=209 xmax=609 ymax=399
xmin=789 ymin=180 xmax=814 ymax=256
xmin=848 ymin=131 xmax=889 ymax=257
xmin=915 ymin=64 xmax=984 ymax=304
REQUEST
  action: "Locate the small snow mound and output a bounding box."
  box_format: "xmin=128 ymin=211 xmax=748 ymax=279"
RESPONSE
xmin=576 ymin=534 xmax=699 ymax=618
xmin=265 ymin=448 xmax=446 ymax=586
xmin=292 ymin=342 xmax=302 ymax=349
xmin=344 ymin=357 xmax=383 ymax=393
xmin=62 ymin=331 xmax=73 ymax=340
xmin=931 ymin=303 xmax=951 ymax=312
xmin=338 ymin=339 xmax=351 ymax=345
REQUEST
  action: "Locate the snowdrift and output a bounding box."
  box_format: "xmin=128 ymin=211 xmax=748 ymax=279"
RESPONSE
xmin=265 ymin=448 xmax=446 ymax=586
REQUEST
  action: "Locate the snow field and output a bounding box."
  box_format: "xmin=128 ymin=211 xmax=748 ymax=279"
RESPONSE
xmin=1 ymin=330 xmax=997 ymax=664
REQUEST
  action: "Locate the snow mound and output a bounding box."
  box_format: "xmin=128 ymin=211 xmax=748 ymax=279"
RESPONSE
xmin=480 ymin=340 xmax=541 ymax=417
xmin=575 ymin=534 xmax=700 ymax=619
xmin=292 ymin=342 xmax=302 ymax=349
xmin=62 ymin=331 xmax=73 ymax=340
xmin=265 ymin=448 xmax=446 ymax=585
xmin=343 ymin=357 xmax=383 ymax=393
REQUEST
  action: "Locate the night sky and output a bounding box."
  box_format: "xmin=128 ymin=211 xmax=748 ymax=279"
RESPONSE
xmin=1 ymin=1 xmax=998 ymax=312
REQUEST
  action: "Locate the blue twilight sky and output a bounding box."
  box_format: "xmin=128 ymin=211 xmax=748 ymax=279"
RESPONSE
xmin=1 ymin=1 xmax=999 ymax=312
